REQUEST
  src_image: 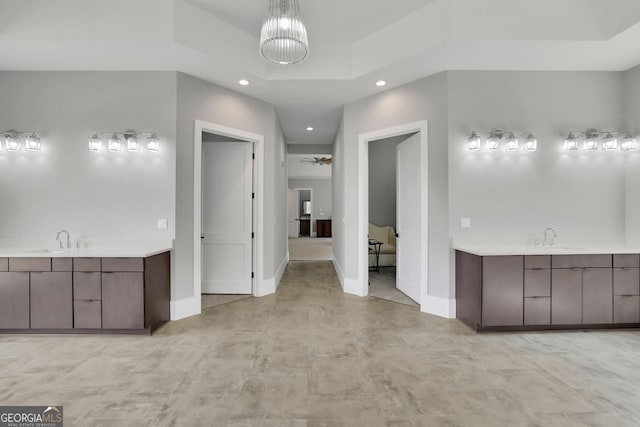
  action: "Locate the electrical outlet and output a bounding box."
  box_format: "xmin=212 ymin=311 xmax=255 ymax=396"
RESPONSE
xmin=157 ymin=219 xmax=168 ymax=230
xmin=460 ymin=218 xmax=471 ymax=229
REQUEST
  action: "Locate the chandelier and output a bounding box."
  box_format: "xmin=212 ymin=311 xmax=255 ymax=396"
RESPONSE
xmin=259 ymin=0 xmax=309 ymax=65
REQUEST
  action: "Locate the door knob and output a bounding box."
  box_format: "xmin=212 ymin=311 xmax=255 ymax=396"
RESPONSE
xmin=395 ymin=233 xmax=399 ymax=238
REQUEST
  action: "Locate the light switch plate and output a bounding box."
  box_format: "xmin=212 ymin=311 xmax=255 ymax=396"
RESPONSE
xmin=460 ymin=218 xmax=471 ymax=229
xmin=157 ymin=219 xmax=168 ymax=230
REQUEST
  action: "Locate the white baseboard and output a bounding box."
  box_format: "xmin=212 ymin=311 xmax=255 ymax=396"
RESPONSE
xmin=255 ymin=255 xmax=288 ymax=297
xmin=311 ymin=232 xmax=317 ymax=237
xmin=421 ymin=295 xmax=456 ymax=319
xmin=331 ymin=254 xmax=344 ymax=290
xmin=170 ymin=296 xmax=201 ymax=320
xmin=275 ymin=253 xmax=289 ymax=290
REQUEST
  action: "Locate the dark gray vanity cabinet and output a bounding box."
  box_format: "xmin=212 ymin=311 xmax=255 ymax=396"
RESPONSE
xmin=30 ymin=272 xmax=73 ymax=329
xmin=0 ymin=253 xmax=170 ymax=335
xmin=481 ymin=256 xmax=523 ymax=326
xmin=0 ymin=272 xmax=30 ymax=329
xmin=457 ymin=250 xmax=639 ymax=331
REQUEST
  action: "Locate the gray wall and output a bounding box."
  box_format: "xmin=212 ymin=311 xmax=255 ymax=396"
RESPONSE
xmin=335 ymin=72 xmax=450 ymax=300
xmin=0 ymin=71 xmax=177 ymax=241
xmin=368 ymin=134 xmax=413 ymax=229
xmin=623 ymin=65 xmax=640 ymax=244
xmin=175 ymin=73 xmax=287 ymax=301
xmin=448 ymin=71 xmax=626 ymax=245
xmin=288 ymin=178 xmax=333 ymax=233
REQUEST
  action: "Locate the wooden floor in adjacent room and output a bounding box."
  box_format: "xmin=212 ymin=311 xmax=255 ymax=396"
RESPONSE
xmin=1 ymin=261 xmax=640 ymax=426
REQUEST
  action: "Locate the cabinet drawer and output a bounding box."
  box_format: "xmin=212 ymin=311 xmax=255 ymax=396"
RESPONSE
xmin=0 ymin=272 xmax=30 ymax=329
xmin=613 ymin=254 xmax=640 ymax=268
xmin=613 ymin=268 xmax=640 ymax=296
xmin=30 ymin=272 xmax=73 ymax=329
xmin=552 ymin=255 xmax=612 ymax=269
xmin=9 ymin=257 xmax=51 ymax=272
xmin=73 ymin=272 xmax=102 ymax=300
xmin=52 ymin=258 xmax=72 ymax=272
xmin=0 ymin=258 xmax=7 ymax=271
xmin=101 ymin=258 xmax=144 ymax=272
xmin=102 ymin=272 xmax=144 ymax=329
xmin=524 ymin=256 xmax=551 ymax=269
xmin=524 ymin=269 xmax=551 ymax=297
xmin=74 ymin=300 xmax=102 ymax=329
xmin=524 ymin=297 xmax=551 ymax=325
xmin=613 ymin=296 xmax=640 ymax=324
xmin=73 ymin=258 xmax=101 ymax=272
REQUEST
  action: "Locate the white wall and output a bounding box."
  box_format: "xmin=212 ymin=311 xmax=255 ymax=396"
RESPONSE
xmin=368 ymin=135 xmax=412 ymax=229
xmin=335 ymin=72 xmax=450 ymax=301
xmin=287 ymin=144 xmax=333 ymax=155
xmin=448 ymin=71 xmax=626 ymax=245
xmin=0 ymin=71 xmax=177 ymax=241
xmin=623 ymin=65 xmax=640 ymax=244
xmin=175 ymin=73 xmax=287 ymax=302
xmin=288 ymin=178 xmax=332 ymax=233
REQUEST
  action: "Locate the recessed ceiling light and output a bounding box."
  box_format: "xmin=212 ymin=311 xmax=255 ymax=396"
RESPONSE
xmin=376 ymin=80 xmax=387 ymax=87
xmin=239 ymin=79 xmax=250 ymax=86
xmin=306 ymin=127 xmax=314 ymax=131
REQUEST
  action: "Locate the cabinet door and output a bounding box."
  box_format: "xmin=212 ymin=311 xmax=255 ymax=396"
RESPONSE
xmin=0 ymin=272 xmax=30 ymax=329
xmin=613 ymin=296 xmax=640 ymax=324
xmin=613 ymin=268 xmax=640 ymax=296
xmin=552 ymin=269 xmax=582 ymax=325
xmin=582 ymin=268 xmax=613 ymax=324
xmin=102 ymin=272 xmax=144 ymax=329
xmin=524 ymin=297 xmax=551 ymax=325
xmin=482 ymin=256 xmax=523 ymax=326
xmin=30 ymin=272 xmax=73 ymax=329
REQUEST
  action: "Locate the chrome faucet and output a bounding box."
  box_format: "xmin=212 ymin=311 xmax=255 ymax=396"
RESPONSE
xmin=543 ymin=227 xmax=557 ymax=247
xmin=56 ymin=230 xmax=70 ymax=249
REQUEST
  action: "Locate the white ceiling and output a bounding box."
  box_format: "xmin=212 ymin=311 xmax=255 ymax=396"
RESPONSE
xmin=1 ymin=0 xmax=640 ymax=145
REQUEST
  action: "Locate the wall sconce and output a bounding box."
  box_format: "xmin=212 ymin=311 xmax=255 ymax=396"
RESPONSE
xmin=88 ymin=130 xmax=159 ymax=153
xmin=1 ymin=130 xmax=43 ymax=152
xmin=467 ymin=129 xmax=537 ymax=152
xmin=564 ymin=129 xmax=638 ymax=152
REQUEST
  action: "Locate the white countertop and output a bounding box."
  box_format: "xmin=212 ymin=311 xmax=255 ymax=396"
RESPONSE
xmin=453 ymin=243 xmax=640 ymax=257
xmin=0 ymin=240 xmax=173 ymax=258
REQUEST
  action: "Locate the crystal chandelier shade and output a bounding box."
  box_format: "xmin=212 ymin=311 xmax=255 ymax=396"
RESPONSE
xmin=259 ymin=0 xmax=309 ymax=65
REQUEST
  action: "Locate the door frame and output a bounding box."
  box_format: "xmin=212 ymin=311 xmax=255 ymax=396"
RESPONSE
xmin=357 ymin=121 xmax=429 ymax=307
xmin=294 ymin=187 xmax=314 ymax=237
xmin=193 ymin=120 xmax=265 ymax=298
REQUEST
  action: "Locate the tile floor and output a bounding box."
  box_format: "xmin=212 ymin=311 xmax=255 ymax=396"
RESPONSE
xmin=288 ymin=237 xmax=332 ymax=261
xmin=202 ymin=294 xmax=253 ymax=310
xmin=1 ymin=261 xmax=640 ymax=426
xmin=368 ymin=267 xmax=419 ymax=307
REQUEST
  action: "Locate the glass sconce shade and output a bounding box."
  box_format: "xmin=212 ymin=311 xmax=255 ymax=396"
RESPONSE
xmin=147 ymin=134 xmax=160 ymax=152
xmin=5 ymin=133 xmax=20 ymax=151
xmin=524 ymin=134 xmax=538 ymax=151
xmin=564 ymin=133 xmax=579 ymax=151
xmin=583 ymin=138 xmax=598 ymax=151
xmin=107 ymin=133 xmax=122 ymax=152
xmin=88 ymin=133 xmax=103 ymax=152
xmin=25 ymin=133 xmax=41 ymax=151
xmin=127 ymin=134 xmax=140 ymax=152
xmin=602 ymin=133 xmax=618 ymax=151
xmin=486 ymin=135 xmax=500 ymax=151
xmin=505 ymin=133 xmax=519 ymax=151
xmin=467 ymin=132 xmax=481 ymax=150
xmin=621 ymin=134 xmax=639 ymax=151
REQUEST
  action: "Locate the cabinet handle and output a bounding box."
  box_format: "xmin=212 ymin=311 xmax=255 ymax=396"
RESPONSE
xmin=619 ymin=295 xmax=636 ymax=298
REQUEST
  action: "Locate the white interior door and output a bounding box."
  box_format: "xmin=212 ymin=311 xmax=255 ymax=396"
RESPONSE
xmin=202 ymin=141 xmax=253 ymax=294
xmin=288 ymin=188 xmax=299 ymax=238
xmin=396 ymin=133 xmax=421 ymax=303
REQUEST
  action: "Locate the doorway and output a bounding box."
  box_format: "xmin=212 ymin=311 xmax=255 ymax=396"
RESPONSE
xmin=288 ymin=188 xmax=313 ymax=238
xmin=193 ymin=120 xmax=266 ymax=313
xmin=367 ymin=134 xmax=419 ymax=307
xmin=356 ymin=121 xmax=429 ymax=310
